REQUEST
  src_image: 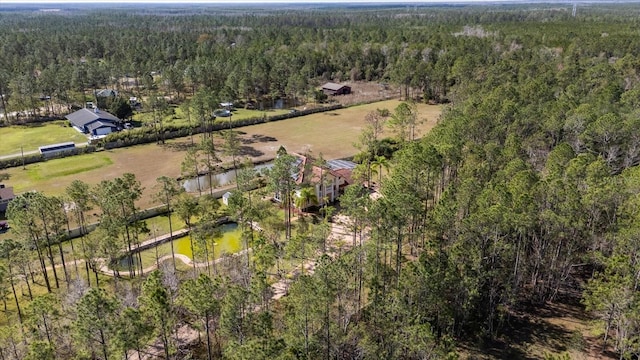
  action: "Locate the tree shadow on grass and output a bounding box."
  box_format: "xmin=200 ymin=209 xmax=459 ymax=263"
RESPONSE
xmin=161 ymin=140 xmax=198 ymax=152
xmin=20 ymin=122 xmax=47 ymax=128
xmin=240 ymin=134 xmax=277 ymax=145
xmin=238 ymin=146 xmax=264 ymax=158
xmin=459 ymin=308 xmax=578 ymax=359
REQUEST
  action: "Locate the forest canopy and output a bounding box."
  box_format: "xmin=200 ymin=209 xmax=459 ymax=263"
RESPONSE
xmin=2 ymin=3 xmax=640 ymax=359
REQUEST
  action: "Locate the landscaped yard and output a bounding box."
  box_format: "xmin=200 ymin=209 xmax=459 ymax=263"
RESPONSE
xmin=0 ymin=99 xmax=441 ymax=212
xmin=0 ymin=120 xmax=88 ymax=156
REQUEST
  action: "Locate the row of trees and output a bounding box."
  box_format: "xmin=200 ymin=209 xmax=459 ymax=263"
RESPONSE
xmin=3 ymin=3 xmax=640 ymax=359
xmin=3 ymin=4 xmax=598 ymax=123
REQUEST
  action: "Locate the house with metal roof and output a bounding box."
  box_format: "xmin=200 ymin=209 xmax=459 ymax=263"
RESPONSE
xmin=274 ymin=150 xmax=357 ymax=209
xmin=321 ymin=82 xmax=352 ymax=96
xmin=66 ymin=108 xmax=120 ymax=136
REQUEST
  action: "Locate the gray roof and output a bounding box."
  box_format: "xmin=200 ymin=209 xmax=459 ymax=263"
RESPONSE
xmin=66 ymin=108 xmax=120 ymax=129
xmin=322 ymin=82 xmax=348 ymax=91
xmin=95 ymin=89 xmax=118 ymax=97
xmin=0 ymin=185 xmax=14 ymax=201
xmin=327 ymin=159 xmax=357 ymax=171
xmin=87 ymin=121 xmax=118 ymax=132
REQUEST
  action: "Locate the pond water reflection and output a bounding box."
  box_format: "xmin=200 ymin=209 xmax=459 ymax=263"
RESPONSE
xmin=182 ymin=163 xmax=272 ymax=192
xmin=117 ymin=222 xmax=243 ymax=270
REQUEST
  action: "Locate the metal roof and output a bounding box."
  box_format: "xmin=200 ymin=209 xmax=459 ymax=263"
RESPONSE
xmin=66 ymin=108 xmax=120 ymax=129
xmin=322 ymin=82 xmax=348 ymax=91
xmin=327 ymin=159 xmax=357 ymax=170
xmin=87 ymin=121 xmax=118 ymax=132
xmin=39 ymin=142 xmax=75 ymax=151
xmin=0 ymin=185 xmax=14 ymax=201
xmin=95 ymin=89 xmax=118 ymax=97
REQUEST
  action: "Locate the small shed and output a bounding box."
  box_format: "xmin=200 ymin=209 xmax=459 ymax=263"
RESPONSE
xmin=95 ymin=89 xmax=118 ymax=98
xmin=0 ymin=184 xmax=15 ymax=212
xmin=222 ymin=191 xmax=233 ymax=206
xmin=322 ymin=82 xmax=351 ymax=96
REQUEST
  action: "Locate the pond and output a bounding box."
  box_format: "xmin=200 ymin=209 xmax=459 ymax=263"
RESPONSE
xmin=117 ymin=222 xmax=243 ymax=270
xmin=182 ymin=162 xmax=273 ymax=192
xmin=173 ymin=222 xmax=243 ymax=259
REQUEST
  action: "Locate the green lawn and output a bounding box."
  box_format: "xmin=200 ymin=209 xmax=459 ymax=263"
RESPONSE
xmin=143 ymin=215 xmax=188 ymax=241
xmin=0 ymin=120 xmax=88 ymax=156
xmin=8 ymin=153 xmax=113 ymax=193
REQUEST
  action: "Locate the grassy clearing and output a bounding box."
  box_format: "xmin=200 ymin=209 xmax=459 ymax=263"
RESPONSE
xmin=0 ymin=99 xmax=441 ymax=208
xmin=236 ymin=99 xmax=441 ymax=160
xmin=0 ymin=120 xmax=88 ymax=155
xmin=7 ymin=153 xmax=114 ymax=194
xmin=24 ymin=154 xmax=113 ymax=182
xmin=144 ymin=214 xmax=188 ymax=240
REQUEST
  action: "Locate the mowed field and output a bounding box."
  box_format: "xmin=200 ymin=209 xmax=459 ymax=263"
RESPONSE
xmin=0 ymin=120 xmax=88 ymax=155
xmin=1 ymin=100 xmax=441 ymax=210
xmin=236 ymin=99 xmax=441 ymax=161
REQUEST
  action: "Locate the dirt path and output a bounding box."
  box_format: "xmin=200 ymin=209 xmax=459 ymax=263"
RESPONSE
xmin=96 ymin=249 xmax=251 ymax=277
xmin=270 ymin=214 xmax=363 ymax=300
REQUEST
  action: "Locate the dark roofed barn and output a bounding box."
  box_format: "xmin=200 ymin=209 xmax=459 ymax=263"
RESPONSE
xmin=66 ymin=108 xmax=120 ymax=136
xmin=0 ymin=184 xmax=15 ymax=212
xmin=322 ymin=82 xmax=352 ymax=96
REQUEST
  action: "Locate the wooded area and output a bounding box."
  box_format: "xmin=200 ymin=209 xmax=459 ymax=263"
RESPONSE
xmin=1 ymin=3 xmax=640 ymax=359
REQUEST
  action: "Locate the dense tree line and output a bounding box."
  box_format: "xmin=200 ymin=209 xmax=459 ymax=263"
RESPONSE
xmin=2 ymin=3 xmax=640 ymax=359
xmin=6 ymin=4 xmax=635 ymax=122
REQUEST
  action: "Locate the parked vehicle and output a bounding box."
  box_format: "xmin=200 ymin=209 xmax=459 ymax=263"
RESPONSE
xmin=214 ymin=109 xmax=232 ymax=117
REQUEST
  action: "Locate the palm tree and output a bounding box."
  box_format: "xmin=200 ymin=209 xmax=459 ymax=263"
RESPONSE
xmin=294 ymin=187 xmax=318 ymax=214
xmin=371 ymin=155 xmax=390 ymax=189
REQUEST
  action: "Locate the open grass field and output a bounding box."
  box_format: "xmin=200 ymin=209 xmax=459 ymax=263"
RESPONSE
xmin=0 ymin=106 xmax=290 ymax=157
xmin=0 ymin=120 xmax=88 ymax=155
xmin=232 ymin=99 xmax=441 ymax=161
xmin=0 ymin=100 xmax=441 ymax=211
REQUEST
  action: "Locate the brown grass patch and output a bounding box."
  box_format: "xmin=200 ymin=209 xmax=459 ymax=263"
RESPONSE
xmin=237 ymin=99 xmax=441 ymax=161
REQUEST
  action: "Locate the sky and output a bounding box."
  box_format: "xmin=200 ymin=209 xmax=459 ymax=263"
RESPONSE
xmin=2 ymin=0 xmax=511 ymax=3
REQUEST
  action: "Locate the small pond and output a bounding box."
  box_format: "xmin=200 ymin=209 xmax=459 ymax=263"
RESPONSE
xmin=173 ymin=222 xmax=242 ymax=259
xmin=182 ymin=163 xmax=273 ymax=192
xmin=117 ymin=222 xmax=243 ymax=270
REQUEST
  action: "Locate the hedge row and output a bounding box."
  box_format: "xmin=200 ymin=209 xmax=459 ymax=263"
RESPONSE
xmin=0 ymin=145 xmax=97 ymax=170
